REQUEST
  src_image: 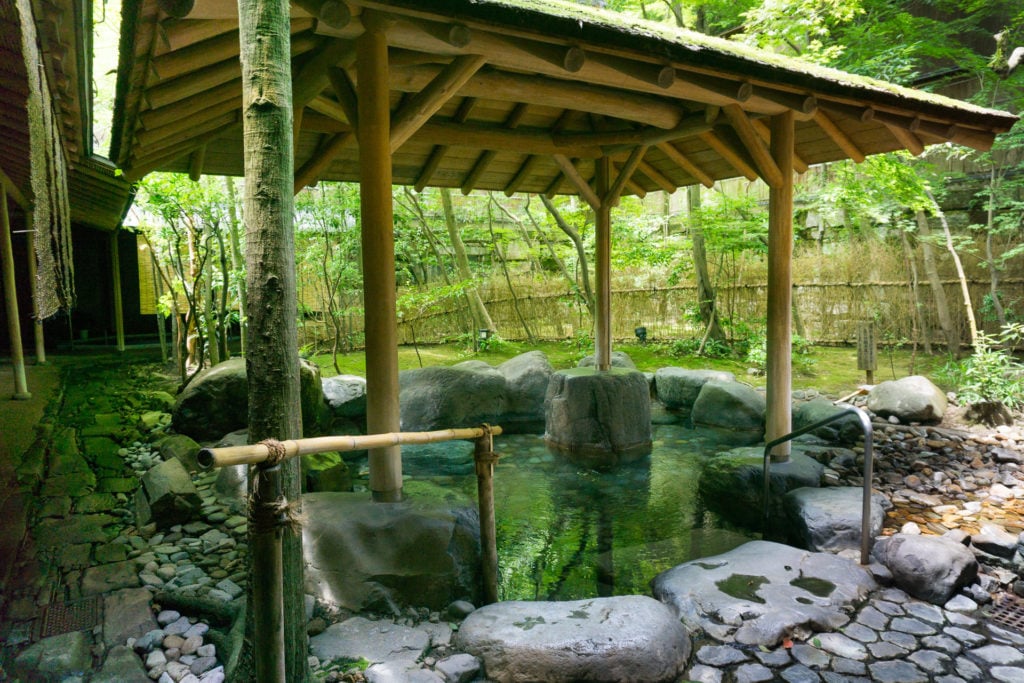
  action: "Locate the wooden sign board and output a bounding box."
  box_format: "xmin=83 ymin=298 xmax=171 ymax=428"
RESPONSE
xmin=857 ymin=322 xmax=877 ymax=372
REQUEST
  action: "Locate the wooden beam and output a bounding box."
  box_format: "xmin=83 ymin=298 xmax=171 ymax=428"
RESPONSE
xmin=390 ymin=54 xmax=487 ymax=153
xmin=188 ymin=145 xmax=206 ymax=181
xmin=125 ymin=121 xmax=242 ymax=182
xmin=460 ymin=103 xmax=527 ymax=194
xmin=750 ymin=118 xmax=809 ymax=173
xmin=292 ymin=37 xmax=358 ymax=109
xmin=636 ymin=159 xmax=676 ymax=194
xmin=357 ymin=18 xmax=402 ymax=501
xmin=292 ymin=0 xmax=351 ymax=29
xmin=294 ymin=132 xmax=354 ymax=192
xmin=604 ymin=145 xmax=647 ymax=206
xmin=0 ymin=164 xmax=29 ymax=210
xmin=390 ymin=64 xmax=682 ymax=130
xmin=595 ymin=156 xmax=611 ymax=370
xmin=152 ymin=26 xmax=240 ymax=80
xmin=557 ymin=111 xmax=713 ymax=151
xmin=752 ymin=87 xmax=817 ymax=118
xmin=416 ymin=120 xmax=603 ymax=158
xmin=676 ymin=70 xmax=752 ymax=102
xmin=882 ymin=122 xmax=925 ymax=156
xmin=819 ymin=101 xmax=874 ymax=124
xmin=157 ymin=18 xmax=240 ymax=53
xmin=137 ymin=111 xmax=238 ymax=156
xmin=491 ymin=34 xmax=585 ymax=72
xmin=0 ymin=183 xmax=30 ymax=398
xmin=698 ymin=130 xmax=758 ymax=182
xmin=504 ymin=155 xmax=543 ymax=196
xmin=871 ymin=109 xmax=995 ymax=152
xmin=327 ymin=66 xmax=359 ymax=129
xmin=587 ymin=53 xmax=675 ymax=89
xmin=553 ymin=155 xmax=600 ymax=210
xmin=812 ymin=110 xmax=865 ymax=163
xmin=306 ymin=96 xmax=347 ymax=123
xmin=140 ymin=78 xmax=240 ymax=130
xmin=723 ymin=104 xmax=783 ymax=188
xmin=420 ymin=21 xmax=472 ymax=48
xmin=765 ymin=110 xmax=794 ymax=458
xmin=414 ymin=97 xmax=475 ymax=191
xmin=655 ymin=141 xmax=713 ymax=188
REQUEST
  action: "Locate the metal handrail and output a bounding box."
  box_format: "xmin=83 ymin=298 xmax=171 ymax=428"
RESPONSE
xmin=762 ymin=404 xmax=874 ymax=564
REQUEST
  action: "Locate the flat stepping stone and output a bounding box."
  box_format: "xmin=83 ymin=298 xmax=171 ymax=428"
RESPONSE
xmin=652 ymin=541 xmax=876 ymax=647
xmin=309 ymin=616 xmax=430 ymax=667
xmin=453 ymin=596 xmax=690 ymax=683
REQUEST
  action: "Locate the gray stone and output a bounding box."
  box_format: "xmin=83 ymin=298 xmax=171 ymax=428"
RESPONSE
xmin=868 ymin=660 xmax=928 ymax=683
xmin=433 ymin=653 xmax=481 ymax=683
xmin=173 ymin=358 xmax=325 ymax=440
xmin=322 ymin=375 xmax=367 ymax=418
xmin=871 ymin=534 xmax=978 ymax=605
xmin=497 ymin=351 xmax=554 ymax=434
xmin=992 ymin=667 xmax=1024 ymax=682
xmin=793 ymin=399 xmax=864 ymax=444
xmin=365 ymin=662 xmax=444 ymax=683
xmin=400 ymin=365 xmax=506 ymax=432
xmin=578 ymin=351 xmax=637 ymax=370
xmin=652 ymin=541 xmax=875 ymax=647
xmin=103 ymin=587 xmax=157 ymax=647
xmin=780 ymin=664 xmax=821 ymax=683
xmin=968 ymin=644 xmax=1024 ymax=666
xmin=93 ymin=645 xmax=150 ymax=682
xmin=303 ymin=492 xmax=481 ymax=612
xmin=309 ymin=617 xmax=431 ymax=666
xmin=954 ymin=656 xmax=983 ymax=680
xmin=544 ymin=368 xmax=651 ymax=469
xmin=881 ymin=629 xmax=918 ymax=650
xmin=842 ymin=622 xmax=877 ymax=643
xmin=12 ymin=630 xmax=93 ymax=680
xmin=908 ymin=649 xmax=951 ymax=674
xmin=855 ymin=605 xmax=888 ymax=630
xmin=696 ymin=644 xmax=748 ymax=666
xmin=654 ymin=368 xmax=735 ymax=412
xmin=923 ymin=634 xmax=963 ymax=655
xmin=971 ymin=523 xmax=1018 ymax=559
xmin=691 ymin=380 xmax=766 ymax=440
xmin=905 ymin=601 xmax=945 ymax=625
xmin=891 ymin=617 xmax=936 ymax=635
xmin=867 ymin=375 xmax=946 ymax=424
xmin=686 ymin=664 xmax=723 ymax=683
xmin=816 ymin=632 xmax=867 ymax=660
xmin=700 ymin=449 xmax=823 ymax=529
xmin=734 ymin=663 xmax=774 ymax=682
xmin=868 ymin=641 xmax=908 ymax=659
xmin=82 ymin=560 xmax=140 ymax=595
xmin=454 ymin=596 xmax=689 ymax=683
xmin=791 ymin=644 xmax=829 ymax=668
xmin=136 ymin=458 xmax=202 ymax=529
xmin=832 ymin=657 xmax=867 ymax=675
xmin=784 ymin=486 xmax=886 ymax=553
xmin=156 ymin=434 xmax=202 ymax=473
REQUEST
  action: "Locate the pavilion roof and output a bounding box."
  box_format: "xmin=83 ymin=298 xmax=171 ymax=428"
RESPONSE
xmin=110 ymin=0 xmax=1018 ymax=195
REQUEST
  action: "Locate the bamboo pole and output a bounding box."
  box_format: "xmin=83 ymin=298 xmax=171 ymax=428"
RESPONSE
xmin=24 ymin=212 xmax=45 ymax=364
xmin=1 ymin=184 xmax=30 ymax=400
xmin=474 ymin=425 xmax=499 ymax=605
xmin=358 ymin=16 xmax=403 ymax=502
xmin=594 ymin=157 xmax=611 ymax=371
xmin=250 ymin=460 xmax=286 ymax=683
xmin=766 ymin=111 xmax=794 ymax=461
xmin=198 ymin=425 xmax=504 ymax=469
xmin=111 ymin=231 xmax=126 ymax=352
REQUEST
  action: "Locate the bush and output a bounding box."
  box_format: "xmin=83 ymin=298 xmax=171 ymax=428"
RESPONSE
xmin=952 ymin=324 xmax=1024 ymax=409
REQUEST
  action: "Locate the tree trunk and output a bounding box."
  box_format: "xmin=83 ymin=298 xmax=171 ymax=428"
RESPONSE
xmin=688 ymin=185 xmax=725 ymax=341
xmin=441 ymin=188 xmax=495 ymax=332
xmin=224 ymin=176 xmax=249 ymax=356
xmin=984 ymin=167 xmax=1007 ymax=327
xmin=488 ymin=195 xmax=534 ymax=341
xmin=915 ymin=210 xmax=959 ymax=356
xmin=925 ymin=189 xmax=978 ymax=348
xmin=540 ymin=195 xmax=595 ymax=319
xmin=237 ymin=0 xmax=307 ymax=679
xmin=203 ymin=226 xmax=220 ymax=367
xmin=900 ymin=229 xmax=931 ymax=358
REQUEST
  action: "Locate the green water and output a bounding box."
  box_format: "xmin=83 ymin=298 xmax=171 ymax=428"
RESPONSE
xmin=424 ymin=424 xmax=759 ymax=601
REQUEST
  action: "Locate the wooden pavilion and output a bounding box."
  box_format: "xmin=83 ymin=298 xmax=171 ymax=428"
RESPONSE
xmin=111 ymin=0 xmax=1017 ymax=499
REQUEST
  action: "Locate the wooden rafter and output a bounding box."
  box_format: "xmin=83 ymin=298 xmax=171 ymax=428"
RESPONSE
xmin=327 ymin=66 xmax=359 ymax=129
xmin=723 ymin=104 xmax=783 ymax=188
xmin=655 ymin=141 xmax=713 ymax=188
xmin=604 ymin=145 xmax=647 ymax=206
xmin=414 ymin=97 xmax=475 ymax=191
xmin=750 ymin=118 xmax=809 ymax=173
xmin=390 ymin=54 xmax=486 ymax=152
xmin=461 ymin=103 xmax=527 ymax=194
xmin=552 ymin=154 xmax=600 ymax=209
xmin=812 ymin=110 xmax=865 ymax=163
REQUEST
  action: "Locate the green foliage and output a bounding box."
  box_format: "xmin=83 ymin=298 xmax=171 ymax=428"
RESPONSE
xmin=945 ymin=323 xmax=1024 ymax=408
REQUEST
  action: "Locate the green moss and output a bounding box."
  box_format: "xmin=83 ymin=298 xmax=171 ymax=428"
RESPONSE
xmin=715 ymin=573 xmax=768 ymax=603
xmin=790 ymin=576 xmax=836 ymax=597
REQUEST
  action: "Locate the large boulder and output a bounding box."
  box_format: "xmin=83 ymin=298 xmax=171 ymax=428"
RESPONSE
xmin=655 ymin=368 xmax=736 ymax=413
xmin=792 ymin=399 xmax=864 ymax=445
xmin=322 ymin=374 xmax=367 ymax=419
xmin=783 ymin=486 xmax=887 ymax=553
xmin=402 ymin=441 xmax=475 ymax=477
xmin=699 ymin=447 xmax=823 ymax=529
xmin=135 ymin=457 xmax=201 ymax=529
xmin=691 ymin=380 xmax=766 ymax=443
xmin=155 ymin=433 xmax=202 ymax=473
xmin=651 ymin=540 xmax=876 ymax=647
xmin=302 ymin=491 xmax=482 ymax=612
xmin=454 ymin=596 xmax=690 ymax=683
xmin=577 ymin=351 xmax=637 ymax=369
xmin=867 ymin=375 xmax=947 ymax=424
xmin=497 ymin=351 xmax=553 ymax=434
xmin=172 ymin=358 xmax=326 ymax=441
xmin=544 ymin=368 xmax=652 ymax=469
xmin=870 ymin=533 xmax=978 ymax=605
xmin=399 ymin=365 xmax=506 ymax=432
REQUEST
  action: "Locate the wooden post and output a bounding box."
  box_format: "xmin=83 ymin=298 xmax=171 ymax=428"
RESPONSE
xmin=857 ymin=321 xmax=877 ymax=385
xmin=358 ymin=15 xmax=403 ymax=502
xmin=594 ymin=157 xmax=612 ymax=371
xmin=474 ymin=426 xmax=499 ymax=605
xmin=1 ymin=184 xmax=30 ymax=400
xmin=110 ymin=231 xmax=126 ymax=352
xmin=766 ymin=111 xmax=794 ymax=461
xmin=24 ymin=212 xmax=45 ymax=364
xmin=250 ymin=461 xmax=286 ymax=683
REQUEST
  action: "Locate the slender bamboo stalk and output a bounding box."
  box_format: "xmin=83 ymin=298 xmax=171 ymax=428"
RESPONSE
xmin=474 ymin=426 xmax=499 ymax=604
xmin=250 ymin=462 xmax=285 ymax=683
xmin=1 ymin=184 xmax=30 ymax=399
xmin=111 ymin=232 xmax=126 ymax=352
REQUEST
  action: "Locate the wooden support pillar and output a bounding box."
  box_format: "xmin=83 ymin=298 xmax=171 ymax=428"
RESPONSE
xmin=594 ymin=157 xmax=612 ymax=371
xmin=358 ymin=17 xmax=402 ymax=502
xmin=110 ymin=231 xmax=126 ymax=352
xmin=24 ymin=213 xmax=45 ymax=364
xmin=0 ymin=184 xmax=30 ymax=399
xmin=766 ymin=111 xmax=794 ymax=461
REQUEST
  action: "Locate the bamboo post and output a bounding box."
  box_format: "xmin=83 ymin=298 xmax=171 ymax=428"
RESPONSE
xmin=250 ymin=458 xmax=286 ymax=683
xmin=766 ymin=111 xmax=794 ymax=461
xmin=473 ymin=425 xmax=499 ymax=604
xmin=24 ymin=215 xmax=45 ymax=364
xmin=111 ymin=231 xmax=126 ymax=352
xmin=358 ymin=14 xmax=402 ymax=502
xmin=1 ymin=184 xmax=31 ymax=400
xmin=594 ymin=157 xmax=612 ymax=371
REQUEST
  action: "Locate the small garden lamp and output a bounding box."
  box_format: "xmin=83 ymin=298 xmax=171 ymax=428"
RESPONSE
xmin=634 ymin=326 xmax=647 ymax=344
